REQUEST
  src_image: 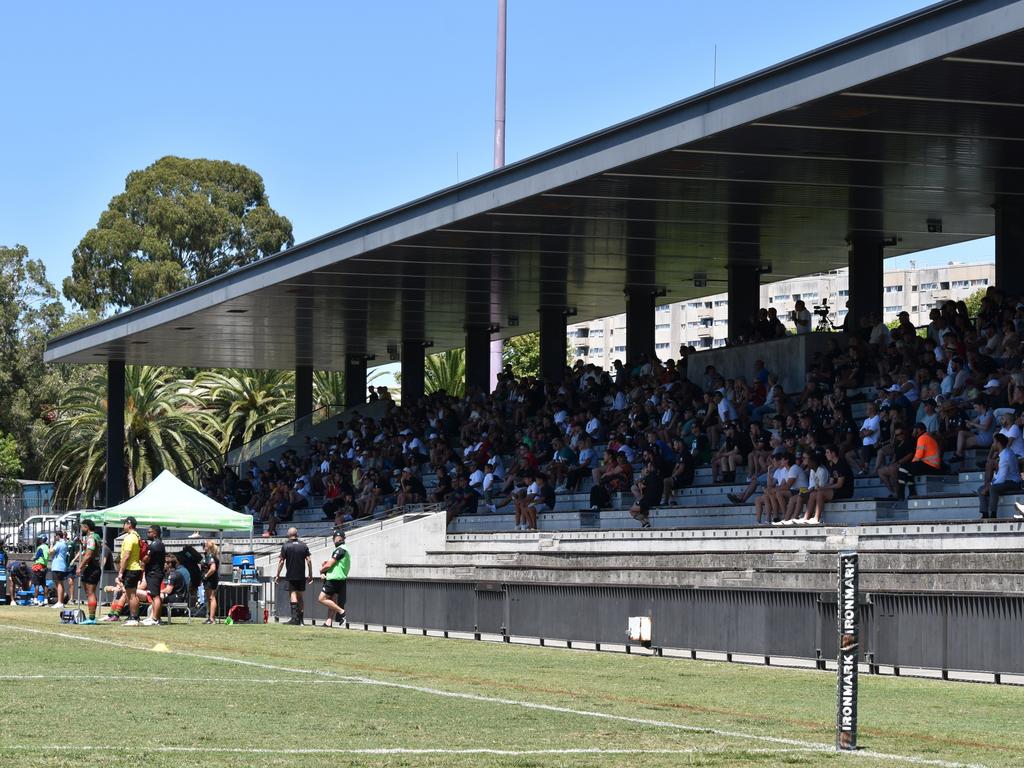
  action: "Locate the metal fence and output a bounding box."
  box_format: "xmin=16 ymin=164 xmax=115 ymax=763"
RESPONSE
xmin=341 ymin=579 xmax=1024 ymax=678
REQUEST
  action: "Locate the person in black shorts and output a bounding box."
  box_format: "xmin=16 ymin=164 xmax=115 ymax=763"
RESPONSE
xmin=274 ymin=527 xmax=311 ymax=625
xmin=142 ymin=525 xmax=166 ymax=626
xmin=76 ymin=519 xmax=103 ymax=624
xmin=201 ymin=540 xmax=221 ymax=625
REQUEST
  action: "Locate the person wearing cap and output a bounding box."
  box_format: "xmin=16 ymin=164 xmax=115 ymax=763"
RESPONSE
xmin=117 ymin=516 xmax=144 ymax=626
xmin=396 ymin=467 xmax=426 ymax=507
xmin=950 ymin=399 xmax=995 ymax=463
xmin=982 ymin=377 xmax=1008 ymax=410
xmin=318 ymin=529 xmax=350 ymax=628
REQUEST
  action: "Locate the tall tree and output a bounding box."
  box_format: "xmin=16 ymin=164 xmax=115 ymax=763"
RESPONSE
xmin=194 ymin=369 xmax=296 ymax=454
xmin=64 ymin=156 xmax=294 ymax=311
xmin=43 ymin=366 xmax=220 ymax=507
xmin=0 ymin=244 xmax=81 ymax=476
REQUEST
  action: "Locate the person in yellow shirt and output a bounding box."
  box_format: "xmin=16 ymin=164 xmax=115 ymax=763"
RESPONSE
xmin=117 ymin=516 xmax=144 ymax=626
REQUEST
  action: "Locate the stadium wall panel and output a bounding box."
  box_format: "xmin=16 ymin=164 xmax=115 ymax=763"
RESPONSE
xmin=346 ymin=579 xmax=1024 ymax=677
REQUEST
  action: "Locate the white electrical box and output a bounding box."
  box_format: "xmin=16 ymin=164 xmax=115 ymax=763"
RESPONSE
xmin=627 ymin=616 xmax=651 ymax=644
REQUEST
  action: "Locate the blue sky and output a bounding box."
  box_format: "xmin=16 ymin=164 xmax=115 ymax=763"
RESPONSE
xmin=0 ymin=1 xmax=990 ymax=298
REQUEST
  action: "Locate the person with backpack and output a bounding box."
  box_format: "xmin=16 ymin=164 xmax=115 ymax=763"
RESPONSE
xmin=317 ymin=529 xmax=350 ymax=628
xmin=116 ymin=516 xmax=144 ymax=626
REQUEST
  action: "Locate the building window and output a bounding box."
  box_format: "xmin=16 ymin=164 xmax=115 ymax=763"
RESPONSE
xmin=655 ymin=323 xmax=670 ymax=330
xmin=656 ymin=305 xmax=671 ymax=313
xmin=655 ymin=342 xmax=670 ymax=350
xmin=613 ymin=345 xmax=626 ymax=353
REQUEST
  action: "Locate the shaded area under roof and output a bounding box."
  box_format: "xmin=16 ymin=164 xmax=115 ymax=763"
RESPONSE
xmin=46 ymin=0 xmax=1024 ymax=370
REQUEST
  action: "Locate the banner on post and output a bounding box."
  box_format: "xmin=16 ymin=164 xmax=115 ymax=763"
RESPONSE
xmin=836 ymin=551 xmax=859 ymax=751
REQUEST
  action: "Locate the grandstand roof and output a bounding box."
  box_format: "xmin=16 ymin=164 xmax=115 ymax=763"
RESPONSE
xmin=45 ymin=0 xmax=1024 ymax=369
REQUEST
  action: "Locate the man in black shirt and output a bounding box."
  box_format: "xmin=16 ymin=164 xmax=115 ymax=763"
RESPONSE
xmin=142 ymin=525 xmax=167 ymax=626
xmin=274 ymin=528 xmax=312 ymax=625
xmin=877 ymin=426 xmax=915 ymax=500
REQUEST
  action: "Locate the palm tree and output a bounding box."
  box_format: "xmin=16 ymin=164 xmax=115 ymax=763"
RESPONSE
xmin=193 ymin=369 xmax=295 ymax=454
xmin=313 ymin=370 xmax=345 ymax=409
xmin=43 ymin=365 xmax=221 ymax=507
xmin=424 ymin=349 xmax=466 ymax=397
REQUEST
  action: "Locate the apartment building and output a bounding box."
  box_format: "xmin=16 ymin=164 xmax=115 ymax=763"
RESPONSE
xmin=567 ymin=262 xmax=994 ymax=369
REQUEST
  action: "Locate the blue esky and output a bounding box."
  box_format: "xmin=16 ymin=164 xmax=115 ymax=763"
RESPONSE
xmin=0 ymin=0 xmax=990 ymax=298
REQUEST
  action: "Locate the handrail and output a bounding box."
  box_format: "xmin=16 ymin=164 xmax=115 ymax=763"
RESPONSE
xmin=185 ymin=403 xmax=344 ymax=487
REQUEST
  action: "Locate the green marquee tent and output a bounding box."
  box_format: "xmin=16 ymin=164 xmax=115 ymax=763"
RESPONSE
xmin=91 ymin=470 xmax=252 ymax=531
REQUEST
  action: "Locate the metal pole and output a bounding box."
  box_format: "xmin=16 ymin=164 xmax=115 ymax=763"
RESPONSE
xmin=489 ymin=0 xmax=507 ymax=391
xmin=493 ymin=0 xmax=506 ymax=170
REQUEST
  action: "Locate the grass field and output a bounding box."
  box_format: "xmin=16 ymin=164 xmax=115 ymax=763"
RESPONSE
xmin=0 ymin=607 xmax=1019 ymax=768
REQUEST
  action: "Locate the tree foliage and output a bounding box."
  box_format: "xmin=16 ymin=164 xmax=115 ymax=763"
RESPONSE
xmin=43 ymin=366 xmax=221 ymax=507
xmin=0 ymin=244 xmax=90 ymax=477
xmin=964 ymin=288 xmax=986 ymax=319
xmin=502 ymin=333 xmax=541 ymax=378
xmin=424 ymin=349 xmax=466 ymax=397
xmin=64 ymin=156 xmax=294 ymax=311
xmin=194 ymin=369 xmax=296 ymax=454
xmin=0 ymin=432 xmax=22 ymax=493
xmin=501 ymin=332 xmax=573 ymax=378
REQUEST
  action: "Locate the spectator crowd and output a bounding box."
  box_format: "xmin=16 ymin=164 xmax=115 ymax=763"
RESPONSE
xmin=195 ymin=288 xmax=1024 ymax=530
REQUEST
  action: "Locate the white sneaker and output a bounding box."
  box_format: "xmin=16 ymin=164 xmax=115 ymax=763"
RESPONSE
xmin=53 ymin=603 xmax=65 ymax=609
xmin=140 ymin=617 xmax=160 ymax=627
xmin=101 ymin=614 xmax=119 ymax=622
xmin=188 ymin=531 xmax=201 ymax=539
xmin=1015 ymin=501 xmax=1024 ymax=518
xmin=782 ymin=519 xmax=794 ymax=525
xmin=123 ymin=619 xmax=140 ymax=627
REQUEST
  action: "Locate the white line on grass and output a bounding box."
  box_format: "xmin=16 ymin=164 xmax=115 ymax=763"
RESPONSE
xmin=0 ymin=624 xmax=989 ymax=768
xmin=0 ymin=745 xmax=818 ymax=756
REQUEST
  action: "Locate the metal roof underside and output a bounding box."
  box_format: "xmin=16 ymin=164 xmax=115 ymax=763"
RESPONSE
xmin=45 ymin=0 xmax=1024 ymax=370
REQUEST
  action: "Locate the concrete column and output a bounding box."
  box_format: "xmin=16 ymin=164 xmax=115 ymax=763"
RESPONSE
xmin=295 ymin=365 xmax=313 ymax=418
xmin=727 ymin=264 xmax=761 ymax=343
xmin=625 ymin=288 xmax=656 ymax=363
xmin=995 ymin=199 xmax=1024 ymax=296
xmin=344 ymin=354 xmax=367 ymax=409
xmin=401 ymin=341 xmax=426 ymax=405
xmin=539 ymin=306 xmax=567 ymax=382
xmin=465 ymin=326 xmax=491 ymax=393
xmin=105 ymin=360 xmax=125 ymax=507
xmin=848 ymin=239 xmax=884 ymax=334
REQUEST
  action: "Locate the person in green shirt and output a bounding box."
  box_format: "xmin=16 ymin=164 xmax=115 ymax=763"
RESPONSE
xmin=317 ymin=529 xmax=350 ymax=629
xmin=31 ymin=535 xmax=50 ymax=605
xmin=76 ymin=519 xmax=103 ymax=623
